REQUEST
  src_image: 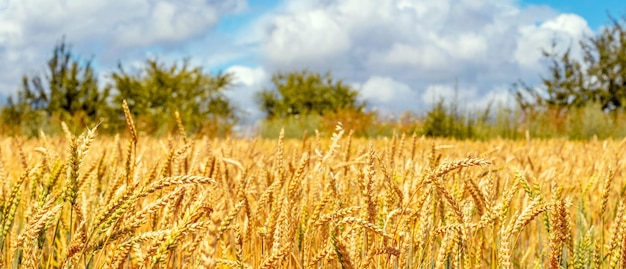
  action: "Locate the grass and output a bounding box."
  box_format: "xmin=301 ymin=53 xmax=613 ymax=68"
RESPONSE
xmin=1 ymin=108 xmax=626 ymax=268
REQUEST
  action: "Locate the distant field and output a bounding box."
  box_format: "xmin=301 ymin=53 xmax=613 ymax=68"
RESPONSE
xmin=0 ymin=123 xmax=623 ymax=268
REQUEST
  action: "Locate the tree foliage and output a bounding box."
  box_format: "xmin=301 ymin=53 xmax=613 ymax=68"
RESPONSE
xmin=2 ymin=40 xmax=110 ymax=134
xmin=256 ymin=70 xmax=365 ymax=119
xmin=421 ymin=99 xmax=480 ymax=139
xmin=1 ymin=39 xmax=239 ymax=136
xmin=109 ymin=59 xmax=236 ymax=135
xmin=515 ymin=14 xmax=626 ymax=114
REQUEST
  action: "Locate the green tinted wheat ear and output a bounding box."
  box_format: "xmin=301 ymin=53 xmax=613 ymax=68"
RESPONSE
xmin=63 ymin=136 xmax=80 ymax=205
xmin=0 ymin=171 xmax=29 ymax=248
xmin=573 ymin=229 xmax=593 ymax=268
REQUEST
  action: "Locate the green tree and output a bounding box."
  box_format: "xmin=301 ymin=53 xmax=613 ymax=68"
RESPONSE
xmin=422 ymin=98 xmax=477 ymax=139
xmin=2 ymin=39 xmax=110 ymax=135
xmin=515 ymin=14 xmax=626 ymax=114
xmin=109 ymin=59 xmax=236 ymax=136
xmin=583 ymin=16 xmax=626 ymax=111
xmin=422 ymin=99 xmax=449 ymax=137
xmin=515 ymin=45 xmax=588 ymax=114
xmin=256 ymin=70 xmax=365 ymax=119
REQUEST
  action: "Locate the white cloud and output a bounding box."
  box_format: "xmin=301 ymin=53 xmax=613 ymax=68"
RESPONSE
xmin=421 ymin=83 xmax=514 ymax=113
xmin=358 ymin=76 xmax=418 ymax=115
xmin=0 ymin=0 xmax=602 ymax=122
xmin=470 ymin=84 xmax=515 ymax=110
xmin=371 ymin=33 xmax=488 ymax=69
xmin=112 ymin=0 xmax=219 ymax=48
xmin=263 ymin=9 xmax=351 ymax=64
xmin=361 ymin=76 xmax=414 ymax=102
xmin=258 ymin=0 xmax=516 ymax=70
xmin=373 ymin=43 xmax=449 ymax=69
xmin=515 ymin=13 xmax=592 ymax=70
xmin=0 ymin=0 xmax=242 ymax=48
xmin=0 ymin=0 xmax=244 ymax=95
xmin=422 ymin=84 xmax=456 ymax=105
xmin=248 ymin=0 xmax=592 ymax=114
xmin=228 ymin=65 xmax=268 ymax=87
xmin=422 ymin=84 xmax=478 ymax=105
xmin=224 ymin=65 xmax=270 ymax=119
xmin=542 ymin=13 xmax=592 ymax=36
xmin=441 ymin=33 xmax=488 ymax=60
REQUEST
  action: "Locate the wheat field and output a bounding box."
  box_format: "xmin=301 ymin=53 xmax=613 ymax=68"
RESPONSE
xmin=0 ymin=106 xmax=625 ymax=268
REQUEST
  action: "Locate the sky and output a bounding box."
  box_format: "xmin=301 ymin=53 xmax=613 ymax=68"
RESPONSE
xmin=0 ymin=0 xmax=625 ymax=123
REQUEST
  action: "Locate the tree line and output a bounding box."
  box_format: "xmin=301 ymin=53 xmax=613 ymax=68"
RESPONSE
xmin=1 ymin=39 xmax=365 ymax=137
xmin=515 ymin=14 xmax=626 ymax=114
xmin=2 ymin=13 xmax=625 ymax=138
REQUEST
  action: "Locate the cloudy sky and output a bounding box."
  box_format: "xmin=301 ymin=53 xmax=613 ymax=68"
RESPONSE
xmin=1 ymin=0 xmax=625 ymax=122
